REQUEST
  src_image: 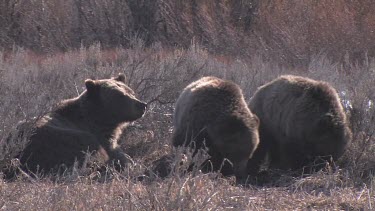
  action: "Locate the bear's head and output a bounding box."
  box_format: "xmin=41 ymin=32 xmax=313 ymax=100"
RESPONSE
xmin=84 ymin=74 xmax=147 ymax=123
xmin=207 ymin=115 xmax=260 ymax=179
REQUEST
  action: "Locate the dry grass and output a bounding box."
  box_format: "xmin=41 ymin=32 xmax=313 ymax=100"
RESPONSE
xmin=1 ymin=0 xmax=375 ymax=66
xmin=0 ymin=42 xmax=375 ymax=210
xmin=254 ymin=0 xmax=375 ymax=65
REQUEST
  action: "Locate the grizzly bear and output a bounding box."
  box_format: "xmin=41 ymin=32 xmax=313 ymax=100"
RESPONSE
xmin=172 ymin=76 xmax=260 ymax=179
xmin=5 ymin=74 xmax=147 ymax=175
xmin=247 ymin=75 xmax=352 ymax=173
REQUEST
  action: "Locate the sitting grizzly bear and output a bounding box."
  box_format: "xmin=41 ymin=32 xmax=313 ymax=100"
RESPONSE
xmin=248 ymin=75 xmax=352 ymax=173
xmin=172 ymin=76 xmax=260 ymax=179
xmin=6 ymin=74 xmax=146 ymax=175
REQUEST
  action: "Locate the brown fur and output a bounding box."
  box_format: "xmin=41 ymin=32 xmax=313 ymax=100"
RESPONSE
xmin=248 ymin=75 xmax=352 ymax=173
xmin=172 ymin=76 xmax=259 ymax=179
xmin=9 ymin=74 xmax=147 ymax=174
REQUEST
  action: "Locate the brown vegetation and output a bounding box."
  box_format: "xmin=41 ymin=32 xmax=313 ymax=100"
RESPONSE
xmin=1 ymin=0 xmax=375 ymax=66
xmin=0 ymin=43 xmax=374 ymax=210
xmin=0 ymin=1 xmax=375 ymax=209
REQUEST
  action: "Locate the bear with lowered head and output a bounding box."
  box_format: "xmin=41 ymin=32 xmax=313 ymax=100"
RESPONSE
xmin=172 ymin=76 xmax=260 ymax=180
xmin=247 ymin=75 xmax=352 ymax=174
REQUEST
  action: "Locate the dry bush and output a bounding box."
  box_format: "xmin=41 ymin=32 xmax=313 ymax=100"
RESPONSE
xmin=3 ymin=0 xmax=375 ymax=67
xmin=254 ymin=0 xmax=375 ymax=66
xmin=0 ymin=0 xmax=254 ymax=54
xmin=0 ymin=42 xmax=374 ymax=210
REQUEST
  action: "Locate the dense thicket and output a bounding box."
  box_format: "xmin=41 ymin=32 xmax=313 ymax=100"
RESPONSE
xmin=1 ymin=0 xmax=375 ymax=66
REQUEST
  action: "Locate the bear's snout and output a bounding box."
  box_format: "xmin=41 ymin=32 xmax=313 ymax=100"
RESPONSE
xmin=136 ymin=101 xmax=147 ymax=113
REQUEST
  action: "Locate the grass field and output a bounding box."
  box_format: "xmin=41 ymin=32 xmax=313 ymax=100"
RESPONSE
xmin=0 ymin=43 xmax=374 ymax=210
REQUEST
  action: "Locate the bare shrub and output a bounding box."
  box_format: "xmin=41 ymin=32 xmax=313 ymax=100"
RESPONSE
xmin=3 ymin=0 xmax=375 ymax=67
xmin=254 ymin=0 xmax=375 ymax=66
xmin=0 ymin=42 xmax=374 ymax=209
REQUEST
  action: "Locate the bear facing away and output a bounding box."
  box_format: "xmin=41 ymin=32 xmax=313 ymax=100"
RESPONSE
xmin=248 ymin=75 xmax=352 ymax=174
xmin=172 ymin=76 xmax=260 ymax=179
xmin=5 ymin=74 xmax=147 ymax=175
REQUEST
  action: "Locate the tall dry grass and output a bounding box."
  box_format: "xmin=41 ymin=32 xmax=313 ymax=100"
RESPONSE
xmin=1 ymin=0 xmax=375 ymax=66
xmin=0 ymin=42 xmax=374 ymax=210
xmin=254 ymin=0 xmax=375 ymax=66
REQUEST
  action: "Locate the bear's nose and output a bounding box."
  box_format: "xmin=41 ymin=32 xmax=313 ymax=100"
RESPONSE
xmin=136 ymin=101 xmax=147 ymax=111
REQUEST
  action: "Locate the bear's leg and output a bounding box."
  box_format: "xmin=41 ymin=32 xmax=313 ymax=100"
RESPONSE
xmin=269 ymin=135 xmax=307 ymax=171
xmin=277 ymin=139 xmax=316 ymax=173
xmin=247 ymin=127 xmax=274 ymax=175
xmin=286 ymin=142 xmax=331 ymax=174
xmin=107 ymin=147 xmax=134 ymax=171
xmin=172 ymin=127 xmax=188 ymax=146
xmin=246 ymin=141 xmax=267 ymax=175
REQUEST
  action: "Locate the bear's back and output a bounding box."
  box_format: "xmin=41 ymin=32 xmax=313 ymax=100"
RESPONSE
xmin=250 ymin=75 xmax=346 ymax=139
xmin=174 ymin=76 xmax=244 ymax=130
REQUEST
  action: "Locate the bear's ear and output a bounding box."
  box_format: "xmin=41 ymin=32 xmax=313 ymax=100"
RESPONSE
xmin=115 ymin=74 xmax=126 ymax=83
xmin=85 ymin=79 xmax=99 ymax=96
